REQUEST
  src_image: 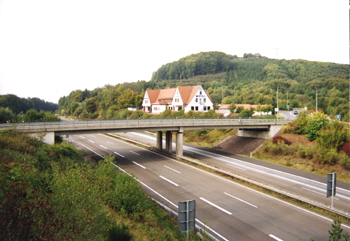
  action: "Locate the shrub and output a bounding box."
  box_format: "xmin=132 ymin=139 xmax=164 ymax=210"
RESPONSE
xmin=305 ymin=112 xmax=329 ymax=141
xmin=341 ymin=142 xmax=350 ymax=157
xmin=272 ymin=136 xmax=292 ymax=145
xmin=262 ymin=140 xmax=288 ymax=155
xmin=316 ymin=121 xmax=349 ymax=151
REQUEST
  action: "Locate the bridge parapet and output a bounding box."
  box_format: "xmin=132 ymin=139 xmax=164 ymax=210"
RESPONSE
xmin=0 ymin=118 xmax=290 ymax=134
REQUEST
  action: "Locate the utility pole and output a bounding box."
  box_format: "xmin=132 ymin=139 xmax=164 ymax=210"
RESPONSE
xmin=276 ymin=86 xmax=279 ymax=113
xmin=315 ymin=87 xmax=318 ymax=112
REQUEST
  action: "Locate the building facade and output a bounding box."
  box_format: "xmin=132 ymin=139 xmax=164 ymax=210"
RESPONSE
xmin=142 ymin=85 xmax=213 ymax=114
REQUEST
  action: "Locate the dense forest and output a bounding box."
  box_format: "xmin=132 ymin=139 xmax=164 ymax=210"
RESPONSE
xmin=57 ymin=51 xmax=349 ymax=121
xmin=0 ymin=94 xmax=59 ymax=123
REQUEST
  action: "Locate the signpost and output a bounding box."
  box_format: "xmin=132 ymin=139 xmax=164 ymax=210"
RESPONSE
xmin=326 ymin=173 xmax=336 ymax=208
xmin=178 ymin=200 xmax=196 ymax=240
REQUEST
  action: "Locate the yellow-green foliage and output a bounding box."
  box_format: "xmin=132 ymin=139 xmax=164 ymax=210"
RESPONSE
xmin=0 ymin=131 xmax=190 ymax=241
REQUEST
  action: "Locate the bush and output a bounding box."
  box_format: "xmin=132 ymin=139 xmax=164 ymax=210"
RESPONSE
xmin=317 ymin=121 xmax=349 ymax=151
xmin=341 ymin=142 xmax=350 ymax=157
xmin=272 ymin=136 xmax=292 ymax=145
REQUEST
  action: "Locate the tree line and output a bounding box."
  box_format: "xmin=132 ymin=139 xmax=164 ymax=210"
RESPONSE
xmin=0 ymin=94 xmax=59 ymax=123
xmin=55 ymin=51 xmax=349 ymax=121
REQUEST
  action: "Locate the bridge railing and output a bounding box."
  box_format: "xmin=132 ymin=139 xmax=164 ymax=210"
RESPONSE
xmin=0 ymin=118 xmax=291 ymax=132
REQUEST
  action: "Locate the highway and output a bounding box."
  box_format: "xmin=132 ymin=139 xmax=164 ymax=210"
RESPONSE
xmin=66 ymin=133 xmax=350 ymax=241
xmin=118 ymin=132 xmax=350 ymax=214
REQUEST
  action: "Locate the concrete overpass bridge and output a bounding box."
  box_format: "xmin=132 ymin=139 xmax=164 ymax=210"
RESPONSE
xmin=0 ymin=118 xmax=290 ymax=157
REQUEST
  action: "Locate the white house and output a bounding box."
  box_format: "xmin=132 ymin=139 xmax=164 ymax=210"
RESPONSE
xmin=142 ymin=85 xmax=213 ymax=114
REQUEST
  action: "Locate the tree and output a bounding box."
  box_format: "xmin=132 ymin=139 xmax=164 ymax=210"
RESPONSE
xmin=317 ymin=121 xmax=349 ymax=151
xmin=306 ymin=112 xmax=329 ymax=141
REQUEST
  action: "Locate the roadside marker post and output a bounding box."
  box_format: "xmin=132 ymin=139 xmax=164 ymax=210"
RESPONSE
xmin=178 ymin=200 xmax=196 ymax=241
xmin=326 ymin=172 xmax=336 ymax=209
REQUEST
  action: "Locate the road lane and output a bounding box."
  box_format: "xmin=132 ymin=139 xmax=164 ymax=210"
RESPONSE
xmin=67 ymin=134 xmax=350 ymax=241
xmin=117 ymin=132 xmax=350 ymax=213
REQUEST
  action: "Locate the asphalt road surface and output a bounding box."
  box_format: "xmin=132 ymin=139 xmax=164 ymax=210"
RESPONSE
xmin=118 ymin=132 xmax=350 ymax=214
xmin=66 ymin=133 xmax=350 ymax=241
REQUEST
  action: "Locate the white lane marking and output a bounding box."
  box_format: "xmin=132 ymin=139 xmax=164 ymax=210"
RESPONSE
xmin=75 ymin=141 xmax=104 ymax=159
xmin=269 ymin=234 xmax=283 ymax=241
xmin=200 ymin=197 xmax=232 ymax=215
xmin=90 ymin=135 xmax=96 ymax=138
xmin=89 ymin=140 xmax=95 ymax=143
xmin=224 ymin=192 xmax=257 ymax=208
xmin=114 ymin=152 xmax=124 ymax=158
xmin=79 ymin=135 xmax=85 ymax=139
xmin=107 ymin=141 xmax=114 ymax=144
xmin=132 ymin=161 xmax=146 ymax=169
xmin=100 ymin=145 xmax=107 ymax=149
xmin=226 ymin=163 xmax=246 ymax=171
xmin=164 ymin=165 xmax=181 ymax=173
xmin=129 ymin=150 xmax=140 ymax=155
xmin=159 ymin=176 xmax=179 ymax=187
xmin=301 ymin=187 xmax=339 ymax=200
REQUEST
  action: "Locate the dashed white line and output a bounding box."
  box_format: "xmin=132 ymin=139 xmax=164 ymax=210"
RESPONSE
xmin=269 ymin=234 xmax=283 ymax=241
xmin=79 ymin=135 xmax=85 ymax=139
xmin=107 ymin=141 xmax=114 ymax=144
xmin=224 ymin=192 xmax=257 ymax=208
xmin=129 ymin=150 xmax=140 ymax=155
xmin=200 ymin=197 xmax=232 ymax=215
xmin=100 ymin=145 xmax=107 ymax=149
xmin=114 ymin=152 xmax=124 ymax=158
xmin=89 ymin=140 xmax=95 ymax=143
xmin=132 ymin=161 xmax=146 ymax=169
xmin=159 ymin=176 xmax=179 ymax=187
xmin=164 ymin=165 xmax=181 ymax=173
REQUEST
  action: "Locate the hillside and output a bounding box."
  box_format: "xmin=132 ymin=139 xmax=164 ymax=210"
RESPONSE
xmin=58 ymin=51 xmax=349 ymax=122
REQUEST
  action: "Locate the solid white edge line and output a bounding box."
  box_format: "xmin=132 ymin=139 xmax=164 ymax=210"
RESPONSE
xmin=132 ymin=161 xmax=146 ymax=169
xmin=200 ymin=197 xmax=232 ymax=215
xmin=269 ymin=234 xmax=283 ymax=241
xmin=100 ymin=145 xmax=107 ymax=149
xmin=114 ymin=152 xmax=124 ymax=158
xmin=224 ymin=192 xmax=257 ymax=208
xmin=159 ymin=175 xmax=179 ymax=187
xmin=75 ymin=141 xmax=104 ymax=159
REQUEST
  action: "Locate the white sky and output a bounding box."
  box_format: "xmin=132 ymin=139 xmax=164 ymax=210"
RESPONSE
xmin=0 ymin=0 xmax=348 ymax=104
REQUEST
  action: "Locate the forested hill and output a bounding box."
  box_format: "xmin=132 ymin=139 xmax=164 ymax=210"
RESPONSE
xmin=58 ymin=51 xmax=349 ymax=121
xmin=0 ymin=94 xmax=58 ymax=114
xmin=149 ymin=51 xmax=349 ymax=120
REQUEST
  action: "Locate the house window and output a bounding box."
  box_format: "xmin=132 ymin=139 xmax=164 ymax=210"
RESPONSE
xmin=195 ymin=106 xmax=198 ymax=111
xmin=175 ymin=98 xmax=179 ymax=102
xmin=204 ymin=98 xmax=206 ymax=102
xmin=191 ymin=106 xmax=194 ymax=110
xmin=145 ymin=100 xmax=148 ymax=104
xmin=200 ymin=91 xmax=202 ymax=95
xmin=204 ymin=106 xmax=207 ymax=110
xmin=195 ymin=98 xmax=198 ymax=102
xmin=208 ymin=106 xmax=210 ymax=110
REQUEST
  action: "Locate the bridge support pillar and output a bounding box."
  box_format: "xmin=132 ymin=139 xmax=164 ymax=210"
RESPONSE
xmin=156 ymin=131 xmax=163 ymax=149
xmin=176 ymin=128 xmax=183 ymax=157
xmin=28 ymin=131 xmax=55 ymax=145
xmin=165 ymin=131 xmax=172 ymax=152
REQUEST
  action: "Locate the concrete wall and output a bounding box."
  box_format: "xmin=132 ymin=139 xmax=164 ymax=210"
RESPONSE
xmin=237 ymin=125 xmax=281 ymax=139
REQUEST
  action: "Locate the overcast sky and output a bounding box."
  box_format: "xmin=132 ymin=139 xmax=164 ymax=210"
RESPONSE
xmin=0 ymin=0 xmax=348 ymax=104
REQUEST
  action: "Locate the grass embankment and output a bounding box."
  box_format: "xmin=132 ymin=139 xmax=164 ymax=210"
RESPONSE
xmin=0 ymin=131 xmax=202 ymax=241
